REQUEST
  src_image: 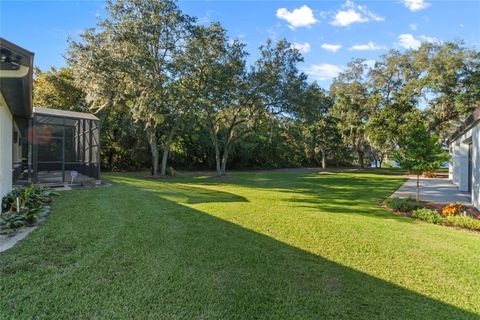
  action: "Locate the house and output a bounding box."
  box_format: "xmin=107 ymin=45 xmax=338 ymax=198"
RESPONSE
xmin=1 ymin=38 xmax=100 ymax=197
xmin=449 ymin=108 xmax=480 ymax=210
xmin=0 ymin=38 xmax=34 ymax=197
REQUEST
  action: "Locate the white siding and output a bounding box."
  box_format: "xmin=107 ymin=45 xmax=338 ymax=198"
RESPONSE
xmin=471 ymin=125 xmax=480 ymax=209
xmin=0 ymin=93 xmax=13 ymax=197
xmin=450 ymin=122 xmax=480 ymax=210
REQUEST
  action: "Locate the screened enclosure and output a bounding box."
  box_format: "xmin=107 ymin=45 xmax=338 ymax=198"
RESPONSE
xmin=31 ymin=107 xmax=100 ymax=184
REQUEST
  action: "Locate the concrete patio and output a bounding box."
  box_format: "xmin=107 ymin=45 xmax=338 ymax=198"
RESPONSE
xmin=391 ymin=177 xmax=472 ymax=205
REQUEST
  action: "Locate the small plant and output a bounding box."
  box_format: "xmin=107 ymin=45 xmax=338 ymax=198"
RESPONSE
xmin=441 ymin=203 xmax=465 ymax=217
xmin=422 ymin=171 xmax=436 ymax=178
xmin=0 ymin=184 xmax=57 ymax=234
xmin=412 ymin=208 xmax=443 ymax=224
xmin=385 ymin=197 xmax=423 ymax=212
xmin=443 ymin=215 xmax=480 ymax=231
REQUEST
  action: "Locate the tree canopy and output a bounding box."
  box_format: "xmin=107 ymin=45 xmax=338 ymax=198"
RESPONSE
xmin=31 ymin=0 xmax=479 ymax=175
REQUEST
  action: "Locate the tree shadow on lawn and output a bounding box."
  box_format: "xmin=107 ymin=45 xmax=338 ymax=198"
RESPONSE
xmin=124 ymin=171 xmax=412 ymax=223
xmin=1 ymin=179 xmax=477 ymax=319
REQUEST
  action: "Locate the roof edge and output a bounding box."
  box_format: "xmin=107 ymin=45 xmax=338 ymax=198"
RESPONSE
xmin=33 ymin=107 xmax=100 ymax=121
xmin=449 ymin=108 xmax=480 ymax=143
xmin=0 ymin=38 xmax=35 ymax=58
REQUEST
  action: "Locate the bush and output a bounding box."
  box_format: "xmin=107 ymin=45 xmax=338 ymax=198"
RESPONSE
xmin=412 ymin=208 xmax=443 ymax=224
xmin=0 ymin=184 xmax=57 ymax=233
xmin=441 ymin=203 xmax=466 ymax=217
xmin=443 ymin=215 xmax=480 ymax=231
xmin=422 ymin=171 xmax=436 ymax=178
xmin=385 ymin=197 xmax=423 ymax=212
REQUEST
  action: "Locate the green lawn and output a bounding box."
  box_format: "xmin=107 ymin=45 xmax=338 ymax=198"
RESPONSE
xmin=1 ymin=170 xmax=479 ymax=319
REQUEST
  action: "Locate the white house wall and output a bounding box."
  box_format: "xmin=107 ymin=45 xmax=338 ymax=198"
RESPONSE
xmin=471 ymin=125 xmax=480 ymax=209
xmin=450 ymin=123 xmax=479 ymax=210
xmin=0 ymin=93 xmax=13 ymax=197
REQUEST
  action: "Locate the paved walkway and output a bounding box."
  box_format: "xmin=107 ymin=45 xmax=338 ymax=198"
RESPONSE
xmin=391 ymin=177 xmax=472 ymax=205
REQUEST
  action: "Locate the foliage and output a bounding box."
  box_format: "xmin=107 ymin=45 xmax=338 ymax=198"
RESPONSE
xmin=330 ymin=59 xmax=373 ymax=168
xmin=385 ymin=197 xmax=423 ymax=212
xmin=441 ymin=203 xmax=466 ymax=217
xmin=393 ymin=112 xmax=449 ymax=202
xmin=34 ymin=0 xmax=478 ymax=174
xmin=443 ymin=214 xmax=480 ymax=231
xmin=68 ymin=0 xmax=194 ymax=176
xmin=412 ymin=208 xmax=443 ymax=224
xmin=181 ymin=23 xmax=250 ymax=176
xmin=0 ymin=185 xmax=57 ymax=233
xmin=33 ymin=67 xmax=86 ymax=112
xmin=421 ymin=42 xmax=480 ymax=136
xmin=393 ymin=113 xmax=448 ymax=176
xmin=290 ymin=82 xmax=339 ymax=168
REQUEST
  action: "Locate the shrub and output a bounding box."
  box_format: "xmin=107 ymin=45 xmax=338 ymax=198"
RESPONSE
xmin=0 ymin=184 xmax=57 ymax=233
xmin=443 ymin=215 xmax=480 ymax=231
xmin=441 ymin=203 xmax=466 ymax=217
xmin=422 ymin=171 xmax=436 ymax=178
xmin=412 ymin=208 xmax=443 ymax=224
xmin=385 ymin=197 xmax=423 ymax=212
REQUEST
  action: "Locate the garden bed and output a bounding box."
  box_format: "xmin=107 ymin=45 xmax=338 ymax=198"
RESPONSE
xmin=0 ymin=185 xmax=57 ymax=252
xmin=384 ymin=197 xmax=480 ymax=232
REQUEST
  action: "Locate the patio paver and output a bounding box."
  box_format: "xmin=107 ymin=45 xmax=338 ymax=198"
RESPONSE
xmin=391 ymin=177 xmax=471 ymax=205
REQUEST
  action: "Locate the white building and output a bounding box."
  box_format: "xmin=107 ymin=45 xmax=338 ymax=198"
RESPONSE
xmin=0 ymin=38 xmax=34 ymax=197
xmin=449 ymin=109 xmax=480 ymax=210
xmin=1 ymin=39 xmax=101 ymax=198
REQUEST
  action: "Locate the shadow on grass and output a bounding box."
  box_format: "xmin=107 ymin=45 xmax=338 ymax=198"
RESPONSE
xmin=119 ymin=170 xmax=411 ymax=223
xmin=1 ymin=175 xmax=476 ymax=318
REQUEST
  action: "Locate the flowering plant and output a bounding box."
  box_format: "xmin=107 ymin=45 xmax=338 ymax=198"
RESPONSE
xmin=441 ymin=203 xmax=465 ymax=217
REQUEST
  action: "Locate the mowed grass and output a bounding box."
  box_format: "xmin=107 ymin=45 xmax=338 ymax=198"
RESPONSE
xmin=1 ymin=169 xmax=479 ymax=319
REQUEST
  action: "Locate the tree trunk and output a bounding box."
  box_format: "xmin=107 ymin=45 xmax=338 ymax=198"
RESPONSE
xmin=160 ymin=122 xmax=180 ymax=176
xmin=321 ymin=149 xmax=326 ymax=169
xmin=358 ymin=150 xmax=365 ymax=168
xmin=208 ymin=123 xmax=222 ymax=176
xmin=147 ymin=128 xmax=158 ymax=176
xmin=218 ymin=115 xmax=237 ymax=177
xmin=214 ymin=142 xmax=221 ymax=176
xmin=310 ymin=143 xmax=316 ymax=166
xmin=379 ymin=155 xmax=384 ymax=168
xmin=416 ymin=174 xmax=420 ymax=202
xmin=160 ymin=148 xmax=169 ymax=176
xmin=220 ymin=150 xmax=228 ymax=176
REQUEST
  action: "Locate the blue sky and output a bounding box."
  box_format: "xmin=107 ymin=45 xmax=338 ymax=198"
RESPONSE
xmin=1 ymin=0 xmax=479 ymax=88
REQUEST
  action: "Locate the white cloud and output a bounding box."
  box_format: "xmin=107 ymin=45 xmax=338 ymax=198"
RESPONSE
xmin=409 ymin=23 xmax=417 ymax=30
xmin=331 ymin=1 xmax=384 ymax=27
xmin=420 ymin=35 xmax=440 ymax=43
xmin=349 ymin=41 xmax=387 ymax=51
xmin=292 ymin=42 xmax=311 ymax=54
xmin=397 ymin=33 xmax=440 ymax=50
xmin=304 ymin=63 xmax=343 ymax=81
xmin=276 ymin=5 xmax=317 ymax=29
xmin=403 ymin=0 xmax=431 ymax=12
xmin=321 ymin=43 xmax=342 ymax=52
xmin=332 ymin=9 xmax=367 ymax=26
xmin=397 ymin=34 xmax=421 ymax=49
xmin=460 ymin=23 xmax=464 ymax=28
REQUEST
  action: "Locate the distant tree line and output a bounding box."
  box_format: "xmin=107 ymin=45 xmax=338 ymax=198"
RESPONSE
xmin=33 ymin=0 xmax=480 ymax=175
